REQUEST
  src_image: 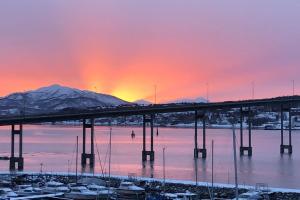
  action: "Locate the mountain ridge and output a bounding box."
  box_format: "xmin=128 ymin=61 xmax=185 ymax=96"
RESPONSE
xmin=134 ymin=96 xmax=208 ymax=105
xmin=0 ymin=84 xmax=129 ymax=116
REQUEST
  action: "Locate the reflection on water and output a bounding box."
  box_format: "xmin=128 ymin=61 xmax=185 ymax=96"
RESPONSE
xmin=0 ymin=125 xmax=300 ymax=189
xmin=141 ymin=161 xmax=155 ymax=178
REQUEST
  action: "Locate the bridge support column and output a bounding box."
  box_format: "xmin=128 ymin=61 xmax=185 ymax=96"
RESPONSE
xmin=142 ymin=114 xmax=155 ymax=161
xmin=194 ymin=111 xmax=206 ymax=159
xmin=240 ymin=107 xmax=252 ymax=156
xmin=10 ymin=124 xmax=24 ymax=171
xmin=81 ymin=119 xmax=95 ymax=168
xmin=280 ymin=106 xmax=292 ymax=154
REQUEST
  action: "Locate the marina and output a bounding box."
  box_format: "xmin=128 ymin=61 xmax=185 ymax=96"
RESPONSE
xmin=0 ymin=172 xmax=299 ymax=200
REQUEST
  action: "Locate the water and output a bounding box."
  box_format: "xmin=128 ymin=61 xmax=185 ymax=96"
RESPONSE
xmin=0 ymin=125 xmax=299 ymax=189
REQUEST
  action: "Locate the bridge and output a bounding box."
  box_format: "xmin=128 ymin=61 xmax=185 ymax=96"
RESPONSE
xmin=0 ymin=95 xmax=300 ymax=171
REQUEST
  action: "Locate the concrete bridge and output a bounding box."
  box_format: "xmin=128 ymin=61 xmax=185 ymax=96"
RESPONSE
xmin=0 ymin=95 xmax=300 ymax=171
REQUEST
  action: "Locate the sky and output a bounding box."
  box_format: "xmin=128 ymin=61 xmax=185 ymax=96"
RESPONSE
xmin=0 ymin=0 xmax=300 ymax=103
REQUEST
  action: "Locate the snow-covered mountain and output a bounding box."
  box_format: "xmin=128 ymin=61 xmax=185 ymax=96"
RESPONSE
xmin=134 ymin=96 xmax=208 ymax=106
xmin=134 ymin=99 xmax=152 ymax=105
xmin=0 ymin=84 xmax=129 ymax=116
xmin=165 ymin=97 xmax=208 ymax=104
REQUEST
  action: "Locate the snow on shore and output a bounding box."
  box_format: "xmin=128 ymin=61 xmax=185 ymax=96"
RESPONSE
xmin=1 ymin=171 xmax=299 ymax=193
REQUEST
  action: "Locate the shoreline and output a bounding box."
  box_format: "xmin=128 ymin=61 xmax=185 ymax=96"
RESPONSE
xmin=13 ymin=123 xmax=300 ymax=131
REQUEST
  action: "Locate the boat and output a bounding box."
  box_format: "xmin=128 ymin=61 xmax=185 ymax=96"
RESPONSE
xmin=255 ymin=182 xmax=271 ymax=198
xmin=116 ymin=181 xmax=146 ymax=200
xmin=159 ymin=193 xmax=178 ymax=200
xmin=159 ymin=191 xmax=198 ymax=200
xmin=175 ymin=192 xmax=198 ymax=200
xmin=87 ymin=184 xmax=115 ymax=199
xmin=231 ymin=191 xmax=262 ymax=200
xmin=15 ymin=185 xmax=32 ymax=191
xmin=16 ymin=186 xmax=43 ymax=196
xmin=64 ymin=136 xmax=98 ymax=200
xmin=0 ymin=188 xmax=18 ymax=199
xmin=78 ymin=177 xmax=106 ymax=186
xmin=64 ymin=186 xmax=98 ymax=200
xmin=264 ymin=124 xmax=277 ymax=130
xmin=0 ymin=180 xmax=11 ymax=188
xmin=43 ymin=181 xmax=69 ymax=194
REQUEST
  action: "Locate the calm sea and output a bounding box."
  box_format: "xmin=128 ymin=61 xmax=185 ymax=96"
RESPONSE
xmin=0 ymin=125 xmax=299 ymax=189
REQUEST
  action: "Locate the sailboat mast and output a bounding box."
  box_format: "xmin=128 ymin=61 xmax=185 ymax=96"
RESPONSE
xmin=76 ymin=136 xmax=78 ymax=184
xmin=108 ymin=125 xmax=112 ymax=183
xmin=211 ymin=140 xmax=214 ymax=200
xmin=195 ymin=159 xmax=198 ymax=186
xmin=106 ymin=123 xmax=112 ymax=200
xmin=232 ymin=125 xmax=239 ymax=199
xmin=163 ymin=147 xmax=166 ymax=193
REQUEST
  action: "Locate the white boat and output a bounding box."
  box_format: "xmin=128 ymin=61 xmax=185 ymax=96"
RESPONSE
xmin=0 ymin=188 xmax=18 ymax=199
xmin=116 ymin=181 xmax=145 ymax=200
xmin=64 ymin=186 xmax=98 ymax=200
xmin=175 ymin=191 xmax=198 ymax=200
xmin=43 ymin=181 xmax=69 ymax=194
xmin=161 ymin=191 xmax=198 ymax=200
xmin=16 ymin=186 xmax=43 ymax=196
xmin=87 ymin=184 xmax=115 ymax=199
xmin=232 ymin=191 xmax=262 ymax=200
xmin=160 ymin=193 xmax=179 ymax=200
xmin=15 ymin=185 xmax=32 ymax=191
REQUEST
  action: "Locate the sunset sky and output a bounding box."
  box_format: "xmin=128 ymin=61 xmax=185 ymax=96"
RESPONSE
xmin=0 ymin=1 xmax=299 ymax=102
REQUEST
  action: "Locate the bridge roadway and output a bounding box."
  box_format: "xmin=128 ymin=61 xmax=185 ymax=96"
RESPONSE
xmin=0 ymin=95 xmax=299 ymax=126
xmin=0 ymin=95 xmax=300 ymax=171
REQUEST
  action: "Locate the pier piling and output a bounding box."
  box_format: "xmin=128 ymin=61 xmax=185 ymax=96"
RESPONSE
xmin=81 ymin=119 xmax=95 ymax=168
xmin=240 ymin=107 xmax=252 ymax=156
xmin=194 ymin=111 xmax=207 ymax=159
xmin=10 ymin=124 xmax=24 ymax=171
xmin=142 ymin=114 xmax=155 ymax=161
xmin=280 ymin=105 xmax=293 ymax=154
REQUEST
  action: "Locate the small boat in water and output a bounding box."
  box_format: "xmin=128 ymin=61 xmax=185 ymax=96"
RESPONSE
xmin=65 ymin=186 xmax=98 ymax=200
xmin=231 ymin=191 xmax=262 ymax=200
xmin=16 ymin=186 xmax=43 ymax=196
xmin=232 ymin=183 xmax=271 ymax=200
xmin=43 ymin=181 xmax=70 ymax=194
xmin=87 ymin=184 xmax=115 ymax=199
xmin=0 ymin=188 xmax=18 ymax=199
xmin=159 ymin=193 xmax=178 ymax=200
xmin=175 ymin=192 xmax=198 ymax=200
xmin=116 ymin=181 xmax=145 ymax=200
xmin=159 ymin=191 xmax=198 ymax=200
xmin=15 ymin=185 xmax=32 ymax=190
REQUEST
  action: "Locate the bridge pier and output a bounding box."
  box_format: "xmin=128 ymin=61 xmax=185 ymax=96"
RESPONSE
xmin=142 ymin=114 xmax=155 ymax=161
xmin=194 ymin=111 xmax=206 ymax=159
xmin=81 ymin=119 xmax=95 ymax=168
xmin=240 ymin=107 xmax=252 ymax=156
xmin=280 ymin=106 xmax=292 ymax=154
xmin=10 ymin=124 xmax=24 ymax=171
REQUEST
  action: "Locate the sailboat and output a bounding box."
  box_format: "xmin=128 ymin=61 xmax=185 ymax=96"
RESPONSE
xmin=116 ymin=125 xmax=146 ymax=200
xmin=116 ymin=181 xmax=146 ymax=200
xmin=65 ymin=136 xmax=98 ymax=200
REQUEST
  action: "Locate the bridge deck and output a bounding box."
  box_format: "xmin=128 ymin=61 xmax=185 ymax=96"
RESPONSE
xmin=0 ymin=95 xmax=299 ymax=126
